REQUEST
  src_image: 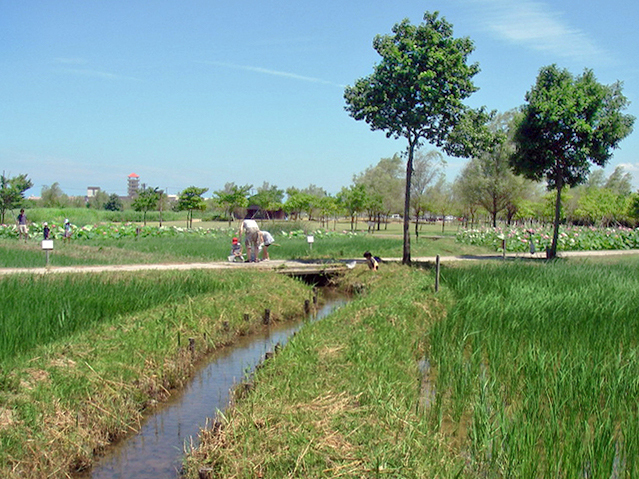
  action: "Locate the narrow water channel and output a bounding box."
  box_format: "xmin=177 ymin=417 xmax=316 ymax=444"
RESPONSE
xmin=78 ymin=294 xmax=347 ymax=479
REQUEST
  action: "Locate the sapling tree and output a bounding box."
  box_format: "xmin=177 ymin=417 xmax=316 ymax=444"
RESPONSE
xmin=177 ymin=186 xmax=208 ymax=228
xmin=132 ymin=186 xmax=161 ymax=226
xmin=511 ymin=65 xmax=635 ymax=258
xmin=344 ymin=11 xmax=491 ymax=264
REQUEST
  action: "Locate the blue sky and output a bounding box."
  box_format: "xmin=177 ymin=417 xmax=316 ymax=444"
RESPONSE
xmin=2 ymin=0 xmax=638 ymax=198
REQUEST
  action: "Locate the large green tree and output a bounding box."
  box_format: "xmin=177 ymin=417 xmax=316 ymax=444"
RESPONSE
xmin=511 ymin=65 xmax=635 ymax=258
xmin=344 ymin=11 xmax=490 ymax=264
xmin=0 ymin=173 xmax=33 ymax=224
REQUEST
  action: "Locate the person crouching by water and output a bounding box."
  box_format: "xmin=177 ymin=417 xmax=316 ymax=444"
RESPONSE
xmin=239 ymin=217 xmax=260 ymax=262
xmin=363 ymin=251 xmax=379 ymax=271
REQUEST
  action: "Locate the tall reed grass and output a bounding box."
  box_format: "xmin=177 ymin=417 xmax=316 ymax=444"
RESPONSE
xmin=433 ymin=258 xmax=639 ymax=476
xmin=0 ymin=270 xmax=254 ymax=364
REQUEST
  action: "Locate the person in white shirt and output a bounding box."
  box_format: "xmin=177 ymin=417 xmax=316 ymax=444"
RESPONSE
xmin=238 ymin=218 xmax=260 ymax=262
xmin=258 ymin=230 xmax=275 ymax=261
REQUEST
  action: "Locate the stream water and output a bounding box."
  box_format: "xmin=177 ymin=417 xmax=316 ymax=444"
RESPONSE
xmin=77 ymin=294 xmax=347 ymax=479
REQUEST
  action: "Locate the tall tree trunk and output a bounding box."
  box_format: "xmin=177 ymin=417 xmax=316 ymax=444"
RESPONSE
xmin=550 ymin=179 xmax=563 ymax=259
xmin=402 ymin=138 xmax=416 ymax=265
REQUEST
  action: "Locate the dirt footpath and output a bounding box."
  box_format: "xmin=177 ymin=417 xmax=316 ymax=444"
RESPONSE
xmin=1 ymin=249 xmax=638 ymax=276
xmin=0 ymin=259 xmax=348 ymax=276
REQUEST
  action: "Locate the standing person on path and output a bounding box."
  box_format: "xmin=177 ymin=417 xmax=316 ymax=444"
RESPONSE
xmin=17 ymin=209 xmax=29 ymax=241
xmin=258 ymin=230 xmax=275 ymax=261
xmin=238 ymin=217 xmax=260 ymax=262
xmin=43 ymin=222 xmax=50 ymax=240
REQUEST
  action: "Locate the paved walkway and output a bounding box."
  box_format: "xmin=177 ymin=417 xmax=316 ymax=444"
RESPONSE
xmin=1 ymin=249 xmax=638 ymax=276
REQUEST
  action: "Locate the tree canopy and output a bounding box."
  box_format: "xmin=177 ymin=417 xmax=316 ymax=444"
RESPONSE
xmin=0 ymin=173 xmax=33 ymax=224
xmin=214 ymin=183 xmax=251 ymax=226
xmin=511 ymin=65 xmax=635 ymax=257
xmin=176 ymin=186 xmax=208 ymax=228
xmin=132 ymin=186 xmax=161 ymax=225
xmin=344 ymin=11 xmax=489 ymax=264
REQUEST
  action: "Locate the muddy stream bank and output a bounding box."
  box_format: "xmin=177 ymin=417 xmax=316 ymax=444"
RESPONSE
xmin=75 ymin=291 xmax=348 ymax=479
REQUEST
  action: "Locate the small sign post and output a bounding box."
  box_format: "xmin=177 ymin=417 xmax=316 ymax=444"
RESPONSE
xmin=307 ymin=235 xmax=314 ymax=252
xmin=42 ymin=240 xmax=53 ymax=266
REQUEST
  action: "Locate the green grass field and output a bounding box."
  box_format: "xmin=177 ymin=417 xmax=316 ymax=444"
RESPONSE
xmin=184 ymin=256 xmax=639 ymax=478
xmin=0 ymin=218 xmax=487 ymax=268
xmin=0 ymin=269 xmax=313 ymax=478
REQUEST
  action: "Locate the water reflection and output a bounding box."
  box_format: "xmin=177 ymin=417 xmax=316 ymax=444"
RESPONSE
xmin=80 ymin=295 xmax=347 ymax=479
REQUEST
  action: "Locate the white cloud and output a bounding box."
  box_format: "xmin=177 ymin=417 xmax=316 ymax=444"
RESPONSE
xmin=52 ymin=57 xmax=88 ymax=65
xmin=619 ymin=162 xmax=639 ymax=173
xmin=198 ymin=61 xmax=345 ymax=88
xmin=467 ymin=0 xmax=612 ymax=65
xmin=60 ymin=68 xmax=142 ymax=82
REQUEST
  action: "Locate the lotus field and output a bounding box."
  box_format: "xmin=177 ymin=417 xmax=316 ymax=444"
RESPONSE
xmin=457 ymin=225 xmax=639 ymax=252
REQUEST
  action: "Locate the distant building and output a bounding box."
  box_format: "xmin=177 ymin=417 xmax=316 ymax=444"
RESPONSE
xmin=127 ymin=173 xmax=140 ymax=198
xmin=87 ymin=186 xmax=100 ymax=198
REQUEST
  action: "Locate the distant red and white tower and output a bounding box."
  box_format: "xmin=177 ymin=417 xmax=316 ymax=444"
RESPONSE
xmin=127 ymin=173 xmax=140 ymax=198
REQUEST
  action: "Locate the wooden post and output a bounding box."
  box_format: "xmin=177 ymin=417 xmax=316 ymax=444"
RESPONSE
xmin=435 ymin=255 xmax=440 ymax=293
xmin=263 ymin=309 xmax=270 ymax=325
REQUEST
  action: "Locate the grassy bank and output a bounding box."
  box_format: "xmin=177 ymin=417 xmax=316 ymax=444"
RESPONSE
xmin=184 ymin=264 xmax=460 ymax=477
xmin=184 ymin=257 xmax=639 ymax=478
xmin=0 ymin=269 xmax=313 ymax=478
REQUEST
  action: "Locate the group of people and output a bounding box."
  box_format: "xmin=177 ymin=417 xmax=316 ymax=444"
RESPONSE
xmin=15 ymin=209 xmax=72 ymax=242
xmin=232 ymin=217 xmax=275 ymax=263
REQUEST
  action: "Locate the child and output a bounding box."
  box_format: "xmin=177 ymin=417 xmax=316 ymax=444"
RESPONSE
xmin=63 ymin=219 xmax=72 ymax=243
xmin=230 ymin=237 xmax=244 ymax=262
xmin=363 ymin=251 xmax=380 ymax=271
